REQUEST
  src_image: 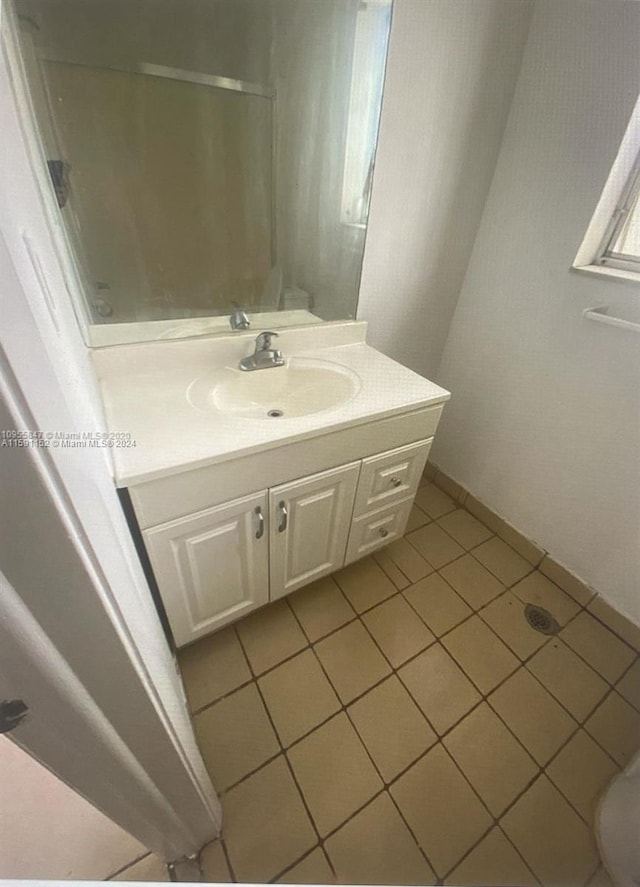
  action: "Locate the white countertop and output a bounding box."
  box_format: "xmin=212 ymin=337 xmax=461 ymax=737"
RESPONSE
xmin=94 ymin=322 xmax=450 ymax=486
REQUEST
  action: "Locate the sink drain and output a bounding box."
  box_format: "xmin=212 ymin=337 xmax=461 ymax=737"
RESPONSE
xmin=525 ymin=603 xmax=560 ymax=635
xmin=267 ymin=409 xmax=284 ymax=418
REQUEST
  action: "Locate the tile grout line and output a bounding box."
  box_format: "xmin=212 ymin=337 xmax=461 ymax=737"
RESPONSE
xmin=284 ymin=594 xmax=441 ymax=877
xmin=182 ymin=482 xmax=639 ymax=883
xmin=228 ymin=624 xmax=328 ymax=881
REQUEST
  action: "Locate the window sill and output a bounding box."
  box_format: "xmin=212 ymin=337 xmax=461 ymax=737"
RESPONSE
xmin=572 ymin=264 xmax=640 ymax=286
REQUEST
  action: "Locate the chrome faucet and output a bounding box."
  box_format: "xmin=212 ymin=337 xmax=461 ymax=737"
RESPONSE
xmin=239 ymin=331 xmax=285 ymax=371
xmin=229 ymin=301 xmax=250 ymax=331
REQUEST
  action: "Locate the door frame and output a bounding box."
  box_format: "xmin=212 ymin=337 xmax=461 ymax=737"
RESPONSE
xmin=0 ymin=0 xmax=221 ymax=860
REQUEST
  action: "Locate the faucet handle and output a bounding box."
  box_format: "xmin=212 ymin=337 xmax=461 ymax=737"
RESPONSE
xmin=256 ymin=330 xmax=278 ymax=349
xmin=229 ymin=300 xmax=250 ymax=330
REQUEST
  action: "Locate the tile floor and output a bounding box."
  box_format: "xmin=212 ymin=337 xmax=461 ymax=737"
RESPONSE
xmin=179 ymin=476 xmax=640 ymax=887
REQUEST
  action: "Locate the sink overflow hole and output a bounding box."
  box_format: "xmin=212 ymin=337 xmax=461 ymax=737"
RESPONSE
xmin=524 ymin=603 xmax=560 ymax=635
xmin=267 ymin=409 xmax=284 ymax=418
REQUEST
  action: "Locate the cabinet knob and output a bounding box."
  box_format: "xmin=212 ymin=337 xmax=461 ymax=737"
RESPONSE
xmin=379 ymin=528 xmax=389 ymax=538
xmin=390 ymin=477 xmax=402 ymax=488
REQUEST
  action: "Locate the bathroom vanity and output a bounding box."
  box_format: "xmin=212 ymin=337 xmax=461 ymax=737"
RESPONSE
xmin=94 ymin=322 xmax=449 ymax=647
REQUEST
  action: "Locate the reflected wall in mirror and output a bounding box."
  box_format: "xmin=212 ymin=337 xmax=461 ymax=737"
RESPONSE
xmin=11 ymin=0 xmax=392 ymax=343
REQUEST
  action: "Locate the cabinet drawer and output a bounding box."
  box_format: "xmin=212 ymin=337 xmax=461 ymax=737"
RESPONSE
xmin=345 ymin=498 xmax=413 ymax=565
xmin=353 ymin=440 xmax=432 ymax=517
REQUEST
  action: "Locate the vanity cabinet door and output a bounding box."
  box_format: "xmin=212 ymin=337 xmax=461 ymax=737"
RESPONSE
xmin=269 ymin=463 xmax=360 ymax=600
xmin=142 ymin=492 xmax=269 ymax=647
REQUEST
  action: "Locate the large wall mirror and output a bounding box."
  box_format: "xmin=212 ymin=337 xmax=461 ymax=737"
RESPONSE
xmin=9 ymin=0 xmax=393 ymax=345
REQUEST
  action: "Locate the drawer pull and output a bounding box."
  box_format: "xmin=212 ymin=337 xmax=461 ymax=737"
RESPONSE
xmin=278 ymin=500 xmax=288 ymax=533
xmin=379 ymin=528 xmax=389 ymax=538
xmin=390 ymin=477 xmax=402 ymax=488
xmin=254 ymin=506 xmax=264 ymax=539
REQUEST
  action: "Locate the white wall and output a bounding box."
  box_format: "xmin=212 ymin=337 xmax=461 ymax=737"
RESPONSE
xmin=431 ymin=0 xmax=640 ymax=623
xmin=358 ymin=0 xmax=534 ymax=378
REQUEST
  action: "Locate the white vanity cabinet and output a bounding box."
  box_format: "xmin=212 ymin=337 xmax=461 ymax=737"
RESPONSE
xmin=137 ymin=438 xmax=433 ymax=647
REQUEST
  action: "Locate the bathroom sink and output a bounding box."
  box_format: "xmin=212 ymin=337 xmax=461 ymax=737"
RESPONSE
xmin=187 ymin=357 xmax=361 ymax=419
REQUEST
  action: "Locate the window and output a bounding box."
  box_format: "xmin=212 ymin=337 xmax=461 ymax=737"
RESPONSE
xmin=595 ymin=153 xmax=640 ymax=273
xmin=574 ymin=93 xmax=640 ymax=283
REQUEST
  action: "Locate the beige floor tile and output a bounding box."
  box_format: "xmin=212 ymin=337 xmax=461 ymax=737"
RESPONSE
xmin=445 ymin=827 xmax=538 ymax=886
xmin=587 ymin=596 xmax=640 ymax=651
xmin=501 ymin=775 xmax=600 ymax=885
xmin=511 ymin=571 xmax=580 ymax=627
xmin=178 ymin=627 xmax=251 ymax=712
xmin=585 ymin=691 xmax=640 ymax=766
xmin=391 ymin=744 xmax=493 ymax=878
xmin=444 ymin=703 xmax=538 ymax=816
xmin=406 ymin=523 xmax=465 ymax=569
xmin=194 ymin=683 xmax=279 ymax=791
xmin=539 ymin=556 xmax=595 ymax=606
xmin=546 ymin=729 xmax=619 ymax=823
xmin=436 ymin=509 xmax=493 ymax=550
xmin=236 ymin=600 xmax=307 ymax=675
xmin=384 ymin=537 xmax=433 ymax=583
xmin=325 ymin=793 xmax=435 ymax=885
xmin=414 ymin=482 xmax=457 ymax=518
xmin=561 ymin=611 xmax=636 ymax=684
xmin=314 ymin=620 xmax=391 ymax=704
xmin=489 ymin=667 xmax=577 ymax=766
xmin=472 ymin=537 xmax=533 ymax=587
xmin=112 ymin=854 xmax=169 ymax=881
xmin=374 ymin=549 xmax=411 ymax=590
xmin=479 ymin=591 xmax=549 ymax=660
xmin=258 ymin=650 xmax=340 ymax=747
xmin=617 ymin=658 xmax=640 ymax=711
xmin=288 ymin=576 xmax=355 ymax=643
xmin=439 ymin=554 xmax=505 ymax=610
xmin=287 ymin=713 xmax=383 ymax=837
xmin=277 ymin=848 xmax=334 ymax=884
xmin=405 ymin=503 xmax=430 ymax=533
xmin=333 ymin=556 xmax=397 ymax=614
xmin=527 ymin=639 xmax=609 ymax=722
xmin=404 ymin=572 xmax=472 ymax=637
xmin=348 ymin=676 xmax=437 ymax=781
xmin=223 ymin=756 xmax=316 ymax=882
xmin=362 ymin=595 xmax=435 ymax=667
xmin=442 ymin=616 xmax=519 ymax=695
xmin=398 ymin=644 xmax=481 ymax=735
xmin=199 ymin=840 xmax=232 ymax=882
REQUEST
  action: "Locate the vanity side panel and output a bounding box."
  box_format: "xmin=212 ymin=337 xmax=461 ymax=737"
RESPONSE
xmin=130 ymin=405 xmax=443 ymax=528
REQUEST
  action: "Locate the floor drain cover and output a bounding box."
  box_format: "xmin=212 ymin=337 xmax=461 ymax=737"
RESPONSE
xmin=525 ymin=603 xmax=560 ymax=635
xmin=267 ymin=409 xmax=284 ymax=418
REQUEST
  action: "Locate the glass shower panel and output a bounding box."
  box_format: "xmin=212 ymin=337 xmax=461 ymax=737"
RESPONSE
xmin=43 ymin=60 xmax=273 ymax=323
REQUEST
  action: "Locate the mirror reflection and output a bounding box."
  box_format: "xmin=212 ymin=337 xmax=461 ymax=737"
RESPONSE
xmin=13 ymin=0 xmax=392 ymax=340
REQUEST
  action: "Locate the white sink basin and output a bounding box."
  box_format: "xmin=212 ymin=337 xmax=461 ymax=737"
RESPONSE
xmin=187 ymin=357 xmax=361 ymax=419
